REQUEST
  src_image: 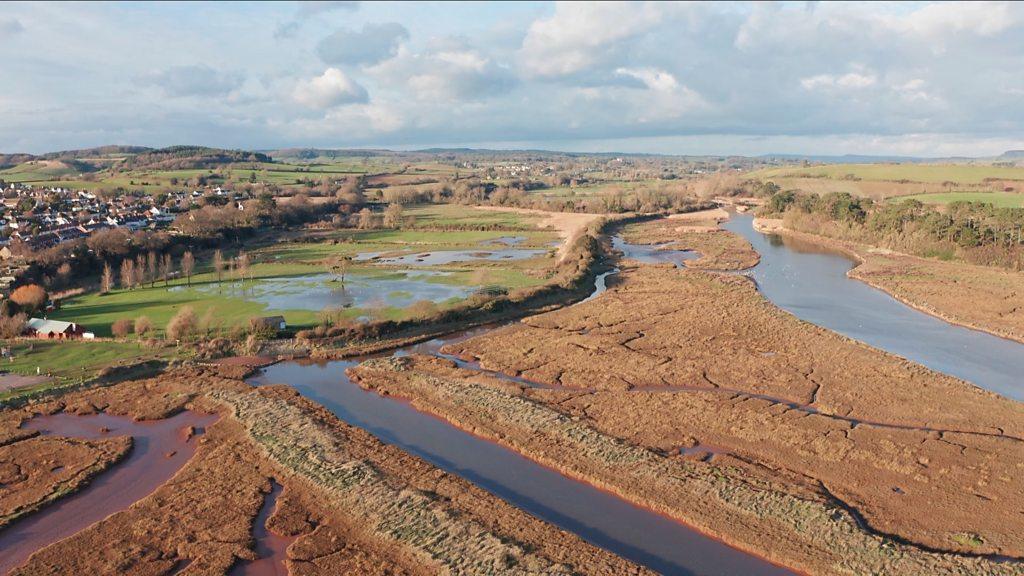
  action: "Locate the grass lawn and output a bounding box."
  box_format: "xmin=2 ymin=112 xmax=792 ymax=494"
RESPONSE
xmin=750 ymin=163 xmax=1024 ymax=185
xmin=0 ymin=340 xmax=177 ymax=400
xmin=891 ymin=191 xmax=1024 ymax=208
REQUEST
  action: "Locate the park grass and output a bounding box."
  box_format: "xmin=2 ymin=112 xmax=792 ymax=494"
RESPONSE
xmin=0 ymin=340 xmax=176 ymax=390
xmin=891 ymin=191 xmax=1024 ymax=208
xmin=749 ymin=163 xmax=1024 ymax=185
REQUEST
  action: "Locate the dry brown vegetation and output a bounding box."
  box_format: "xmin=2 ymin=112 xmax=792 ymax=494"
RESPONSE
xmin=621 ymin=212 xmax=760 ymax=270
xmin=0 ymin=368 xmax=648 ymax=575
xmin=415 ymin=259 xmax=1024 ymax=569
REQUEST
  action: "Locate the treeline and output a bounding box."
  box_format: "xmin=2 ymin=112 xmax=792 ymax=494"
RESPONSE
xmin=366 ymin=177 xmax=712 ymax=214
xmin=763 ymin=190 xmax=1024 ymax=269
xmin=117 ymin=146 xmax=272 ymax=171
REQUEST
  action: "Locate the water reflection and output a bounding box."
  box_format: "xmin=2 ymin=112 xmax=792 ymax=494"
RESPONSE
xmin=724 ymin=213 xmax=1024 ymax=401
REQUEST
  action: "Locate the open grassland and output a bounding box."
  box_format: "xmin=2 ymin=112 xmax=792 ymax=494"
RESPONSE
xmin=750 ymin=163 xmax=1024 ymax=184
xmin=0 ymin=340 xmax=175 ymax=398
xmin=404 ymin=203 xmax=540 ymax=229
xmin=893 ymin=191 xmax=1024 ymax=208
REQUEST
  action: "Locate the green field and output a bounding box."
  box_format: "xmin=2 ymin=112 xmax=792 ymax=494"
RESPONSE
xmin=52 ymin=221 xmax=557 ymax=336
xmin=0 ymin=340 xmax=176 ymax=393
xmin=891 ymin=191 xmax=1024 ymax=208
xmin=750 ymin=163 xmax=1024 ymax=185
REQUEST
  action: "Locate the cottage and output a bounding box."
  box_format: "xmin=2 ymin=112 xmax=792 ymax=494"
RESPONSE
xmin=25 ymin=317 xmax=86 ymax=339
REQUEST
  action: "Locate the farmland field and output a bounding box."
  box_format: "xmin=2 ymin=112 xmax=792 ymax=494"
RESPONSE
xmin=891 ymin=191 xmax=1024 ymax=208
xmin=749 ymin=163 xmax=1024 ymax=184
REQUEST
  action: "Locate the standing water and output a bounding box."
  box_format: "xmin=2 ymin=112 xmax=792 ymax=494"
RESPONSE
xmin=724 ymin=213 xmax=1024 ymax=401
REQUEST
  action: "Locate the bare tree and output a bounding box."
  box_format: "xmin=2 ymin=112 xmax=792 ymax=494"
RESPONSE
xmin=101 ymin=262 xmax=114 ymax=294
xmin=160 ymin=253 xmax=173 ymax=286
xmin=120 ymin=259 xmax=135 ymax=290
xmin=237 ymin=251 xmax=250 ymax=284
xmin=327 ymin=254 xmax=352 ymax=284
xmin=383 ymin=203 xmax=403 ymax=229
xmin=212 ymin=249 xmax=225 ymax=284
xmin=134 ymin=254 xmax=146 ymax=287
xmin=146 ymin=251 xmax=157 ymax=287
xmin=358 ymin=207 xmax=375 ymax=229
xmin=181 ymin=251 xmax=195 ymax=286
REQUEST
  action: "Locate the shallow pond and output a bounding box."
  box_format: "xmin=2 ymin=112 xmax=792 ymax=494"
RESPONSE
xmin=176 ymin=271 xmax=476 ymax=311
xmin=613 ymin=237 xmax=699 ymax=267
xmin=355 ymin=247 xmax=547 ymax=266
xmin=724 ymin=213 xmax=1024 ymax=401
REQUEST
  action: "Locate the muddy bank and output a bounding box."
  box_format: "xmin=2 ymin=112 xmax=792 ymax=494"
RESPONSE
xmin=435 ymin=263 xmax=1024 ymax=561
xmin=2 ymin=369 xmax=650 ymax=575
xmin=352 ymin=353 xmax=1024 ymax=575
xmin=754 ymin=217 xmax=1024 ymax=344
xmin=621 ymin=214 xmax=760 ymax=270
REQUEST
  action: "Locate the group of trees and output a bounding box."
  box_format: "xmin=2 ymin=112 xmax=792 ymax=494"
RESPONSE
xmin=101 ymin=250 xmax=194 ymax=293
xmin=764 ymin=189 xmax=1024 ymax=268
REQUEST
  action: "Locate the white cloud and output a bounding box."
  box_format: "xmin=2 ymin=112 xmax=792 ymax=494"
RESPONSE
xmin=519 ymin=2 xmax=672 ymax=77
xmin=144 ymin=65 xmax=244 ymax=97
xmin=615 ymin=68 xmax=680 ymax=92
xmin=801 ymin=70 xmax=878 ymax=91
xmin=370 ymin=40 xmax=516 ymax=101
xmin=292 ymin=68 xmax=368 ymax=109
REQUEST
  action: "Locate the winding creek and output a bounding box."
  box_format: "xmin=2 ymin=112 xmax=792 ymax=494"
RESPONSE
xmin=0 ymin=411 xmax=217 ymax=574
xmin=723 ymin=213 xmax=1024 ymax=401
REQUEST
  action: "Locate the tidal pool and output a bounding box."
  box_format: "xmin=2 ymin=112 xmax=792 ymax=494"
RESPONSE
xmin=0 ymin=411 xmax=217 ymax=574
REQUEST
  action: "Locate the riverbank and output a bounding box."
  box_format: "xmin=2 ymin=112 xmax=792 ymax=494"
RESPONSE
xmin=754 ymin=217 xmax=1024 ymax=344
xmin=0 ymin=367 xmax=649 ymax=574
xmin=376 ymin=232 xmax=1024 ymax=568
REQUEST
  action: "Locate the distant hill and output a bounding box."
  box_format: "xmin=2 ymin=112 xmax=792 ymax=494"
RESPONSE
xmin=118 ymin=146 xmax=272 ymax=170
xmin=270 ymin=148 xmax=392 ymax=160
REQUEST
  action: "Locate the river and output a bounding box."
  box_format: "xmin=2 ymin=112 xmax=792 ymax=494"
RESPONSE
xmin=722 ymin=213 xmax=1024 ymax=401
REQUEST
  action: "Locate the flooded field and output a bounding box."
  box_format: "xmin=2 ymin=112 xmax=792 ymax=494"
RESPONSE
xmin=354 ymin=247 xmax=547 ymax=266
xmin=176 ymin=271 xmax=476 ymax=312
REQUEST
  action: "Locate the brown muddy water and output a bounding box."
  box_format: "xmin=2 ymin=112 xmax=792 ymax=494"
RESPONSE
xmin=0 ymin=410 xmax=217 ymax=574
xmin=230 ymin=480 xmax=294 ymax=576
xmin=250 ymin=243 xmax=793 ymax=576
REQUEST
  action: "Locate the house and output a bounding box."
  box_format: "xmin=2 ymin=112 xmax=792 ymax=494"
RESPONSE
xmin=25 ymin=317 xmax=86 ymax=339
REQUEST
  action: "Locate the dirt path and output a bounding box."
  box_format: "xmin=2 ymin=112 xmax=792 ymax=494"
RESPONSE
xmin=472 ymin=206 xmax=607 ymax=262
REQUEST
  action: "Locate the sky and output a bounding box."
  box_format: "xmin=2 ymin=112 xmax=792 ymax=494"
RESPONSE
xmin=2 ymin=1 xmax=1024 ymax=157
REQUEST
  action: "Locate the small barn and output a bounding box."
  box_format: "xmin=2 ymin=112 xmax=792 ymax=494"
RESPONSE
xmin=25 ymin=318 xmax=86 ymax=339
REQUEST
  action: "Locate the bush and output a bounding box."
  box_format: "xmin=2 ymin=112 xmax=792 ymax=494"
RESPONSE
xmin=10 ymin=284 xmax=48 ymax=313
xmin=0 ymin=313 xmax=27 ymax=338
xmin=166 ymin=306 xmax=198 ymax=341
xmin=134 ymin=316 xmax=153 ymax=337
xmin=111 ymin=318 xmax=134 ymax=338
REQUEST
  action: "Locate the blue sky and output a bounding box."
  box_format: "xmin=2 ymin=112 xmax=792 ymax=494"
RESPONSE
xmin=2 ymin=1 xmax=1024 ymax=156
